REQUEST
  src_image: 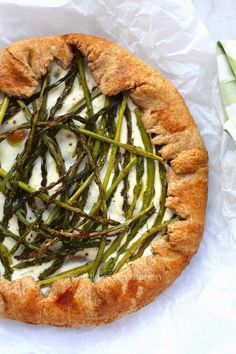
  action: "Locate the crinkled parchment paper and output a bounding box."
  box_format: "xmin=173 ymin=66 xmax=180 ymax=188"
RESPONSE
xmin=0 ymin=0 xmax=235 ymax=353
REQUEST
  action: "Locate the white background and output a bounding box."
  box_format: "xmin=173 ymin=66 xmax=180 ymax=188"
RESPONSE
xmin=0 ymin=1 xmax=236 ymax=354
xmin=193 ymin=0 xmax=236 ymax=40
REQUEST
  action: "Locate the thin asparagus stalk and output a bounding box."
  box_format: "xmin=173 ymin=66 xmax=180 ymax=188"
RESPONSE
xmin=17 ymin=100 xmax=31 ymax=122
xmin=38 ymin=72 xmax=74 ymax=226
xmin=2 ymin=99 xmax=19 ymax=122
xmin=129 ymin=162 xmax=167 ymax=261
xmin=0 ymin=222 xmax=20 ymax=241
xmin=126 ymin=156 xmax=144 ymax=218
xmin=67 ymin=89 xmax=101 ymax=115
xmin=38 ymin=256 xmax=66 ymax=280
xmin=40 ymin=144 xmax=48 ymax=189
xmin=73 ymin=126 xmax=163 ymax=162
xmin=14 ymin=255 xmax=56 ymax=269
xmin=103 ymin=93 xmax=127 ymax=189
xmin=135 ymin=107 xmax=155 ymax=208
xmin=35 ymin=74 xmax=50 ymax=122
xmin=38 ymin=261 xmax=93 ymax=287
xmin=89 ymin=240 xmax=105 ymax=281
xmin=49 ymin=62 xmax=78 ymax=119
xmin=17 ymin=194 xmax=28 ymax=237
xmin=154 ymin=162 xmax=167 ymax=224
xmin=26 ymin=238 xmax=58 ymax=260
xmin=121 ymin=105 xmax=133 ymax=215
xmin=76 ymin=51 xmax=103 ymax=237
xmin=90 ymin=98 xmax=109 ymax=158
xmin=0 ymin=96 xmax=10 ymax=124
xmin=43 ymin=223 xmax=127 ymax=239
xmin=113 ymin=220 xmax=171 ymax=273
xmin=0 ymin=243 xmax=13 ymax=280
xmin=42 ymin=135 xmax=65 ymax=175
xmin=77 ymin=53 xmax=93 ymax=118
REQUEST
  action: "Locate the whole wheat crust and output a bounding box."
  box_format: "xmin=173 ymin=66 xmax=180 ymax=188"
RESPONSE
xmin=0 ymin=34 xmax=208 ymax=327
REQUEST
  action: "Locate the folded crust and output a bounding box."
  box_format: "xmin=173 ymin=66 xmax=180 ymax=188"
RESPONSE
xmin=0 ymin=34 xmax=208 ymax=327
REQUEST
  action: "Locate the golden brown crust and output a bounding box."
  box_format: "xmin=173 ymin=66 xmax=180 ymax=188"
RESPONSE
xmin=0 ymin=36 xmax=72 ymax=97
xmin=0 ymin=34 xmax=208 ymax=327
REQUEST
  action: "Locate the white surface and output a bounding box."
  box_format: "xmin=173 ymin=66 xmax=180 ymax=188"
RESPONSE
xmin=0 ymin=1 xmax=235 ymax=354
xmin=193 ymin=0 xmax=236 ymax=40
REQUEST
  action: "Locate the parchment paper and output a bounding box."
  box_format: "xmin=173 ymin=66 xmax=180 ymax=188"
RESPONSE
xmin=0 ymin=1 xmax=235 ymax=353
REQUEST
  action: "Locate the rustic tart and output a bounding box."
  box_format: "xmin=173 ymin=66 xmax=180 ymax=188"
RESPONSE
xmin=0 ymin=34 xmax=208 ymax=327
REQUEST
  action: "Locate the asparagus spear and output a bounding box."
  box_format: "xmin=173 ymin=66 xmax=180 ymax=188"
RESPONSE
xmin=77 ymin=53 xmax=93 ymax=118
xmin=129 ymin=162 xmax=167 ymax=261
xmin=113 ymin=220 xmax=171 ymax=273
xmin=121 ymin=105 xmax=133 ymax=215
xmin=38 ymin=256 xmax=66 ymax=280
xmin=17 ymin=100 xmax=31 ymax=122
xmin=38 ymin=261 xmax=93 ymax=287
xmin=67 ymin=89 xmax=101 ymax=115
xmin=14 ymin=255 xmax=56 ymax=269
xmin=49 ymin=61 xmax=78 ymax=119
xmin=0 ymin=243 xmax=13 ymax=280
xmin=71 ymin=126 xmax=163 ymax=162
xmin=0 ymin=96 xmax=10 ymax=124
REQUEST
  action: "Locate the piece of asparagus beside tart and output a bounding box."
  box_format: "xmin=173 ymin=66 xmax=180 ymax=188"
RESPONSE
xmin=0 ymin=34 xmax=208 ymax=327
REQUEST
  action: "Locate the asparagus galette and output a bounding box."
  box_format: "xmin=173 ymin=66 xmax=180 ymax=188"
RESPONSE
xmin=0 ymin=34 xmax=208 ymax=327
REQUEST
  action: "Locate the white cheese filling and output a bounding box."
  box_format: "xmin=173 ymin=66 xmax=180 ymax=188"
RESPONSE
xmin=0 ymin=62 xmax=172 ymax=282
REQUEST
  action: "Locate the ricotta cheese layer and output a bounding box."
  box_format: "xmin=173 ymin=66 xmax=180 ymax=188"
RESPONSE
xmin=0 ymin=59 xmax=172 ymax=284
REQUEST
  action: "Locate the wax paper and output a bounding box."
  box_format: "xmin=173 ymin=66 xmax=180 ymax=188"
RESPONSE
xmin=0 ymin=0 xmax=236 ymax=353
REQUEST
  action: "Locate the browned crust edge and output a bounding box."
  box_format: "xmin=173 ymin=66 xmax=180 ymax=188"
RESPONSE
xmin=0 ymin=34 xmax=208 ymax=327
